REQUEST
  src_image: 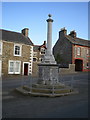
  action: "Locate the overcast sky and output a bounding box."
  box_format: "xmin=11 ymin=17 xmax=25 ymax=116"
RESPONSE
xmin=1 ymin=1 xmax=89 ymax=47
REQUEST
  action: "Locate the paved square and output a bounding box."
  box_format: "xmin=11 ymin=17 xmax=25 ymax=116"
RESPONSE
xmin=2 ymin=72 xmax=88 ymax=118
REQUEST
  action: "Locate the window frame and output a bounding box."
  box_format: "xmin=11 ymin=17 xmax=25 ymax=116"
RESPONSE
xmin=14 ymin=44 xmax=22 ymax=56
xmin=77 ymin=47 xmax=81 ymax=56
xmin=33 ymin=57 xmax=37 ymax=62
xmin=86 ymin=62 xmax=89 ymax=69
xmin=8 ymin=61 xmax=14 ymax=74
xmin=8 ymin=60 xmax=21 ymax=74
xmin=86 ymin=48 xmax=89 ymax=56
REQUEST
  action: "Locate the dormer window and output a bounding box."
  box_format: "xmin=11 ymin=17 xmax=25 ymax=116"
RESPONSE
xmin=14 ymin=44 xmax=22 ymax=56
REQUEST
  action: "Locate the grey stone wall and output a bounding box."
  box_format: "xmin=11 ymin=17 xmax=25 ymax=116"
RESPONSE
xmin=59 ymin=64 xmax=75 ymax=74
xmin=53 ymin=36 xmax=72 ymax=67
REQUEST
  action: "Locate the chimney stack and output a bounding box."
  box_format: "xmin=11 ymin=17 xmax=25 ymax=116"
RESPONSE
xmin=43 ymin=41 xmax=46 ymax=46
xmin=69 ymin=30 xmax=76 ymax=38
xmin=59 ymin=27 xmax=67 ymax=38
xmin=22 ymin=28 xmax=29 ymax=37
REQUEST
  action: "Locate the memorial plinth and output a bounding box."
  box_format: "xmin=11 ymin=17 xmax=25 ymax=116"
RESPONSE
xmin=38 ymin=64 xmax=58 ymax=85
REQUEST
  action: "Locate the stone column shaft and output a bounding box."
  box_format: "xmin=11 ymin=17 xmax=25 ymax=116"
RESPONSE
xmin=46 ymin=14 xmax=53 ymax=56
xmin=41 ymin=14 xmax=56 ymax=64
xmin=47 ymin=21 xmax=52 ymax=55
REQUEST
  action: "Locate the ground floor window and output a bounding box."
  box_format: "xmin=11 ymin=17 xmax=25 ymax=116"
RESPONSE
xmin=86 ymin=62 xmax=89 ymax=69
xmin=8 ymin=60 xmax=21 ymax=74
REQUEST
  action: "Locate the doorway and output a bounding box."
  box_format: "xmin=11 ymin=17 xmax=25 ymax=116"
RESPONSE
xmin=23 ymin=63 xmax=29 ymax=75
xmin=75 ymin=59 xmax=83 ymax=71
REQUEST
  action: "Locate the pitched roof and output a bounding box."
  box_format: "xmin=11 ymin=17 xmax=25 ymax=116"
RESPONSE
xmin=0 ymin=29 xmax=34 ymax=45
xmin=33 ymin=45 xmax=40 ymax=51
xmin=66 ymin=35 xmax=90 ymax=47
xmin=33 ymin=42 xmax=47 ymax=51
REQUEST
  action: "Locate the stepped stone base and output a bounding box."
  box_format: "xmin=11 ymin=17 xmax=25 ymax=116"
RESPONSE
xmin=15 ymin=84 xmax=78 ymax=97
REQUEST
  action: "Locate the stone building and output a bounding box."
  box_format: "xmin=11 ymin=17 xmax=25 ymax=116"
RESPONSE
xmin=0 ymin=28 xmax=33 ymax=76
xmin=32 ymin=41 xmax=46 ymax=76
xmin=53 ymin=28 xmax=90 ymax=71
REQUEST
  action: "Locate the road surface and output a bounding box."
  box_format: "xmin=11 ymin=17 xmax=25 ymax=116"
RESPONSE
xmin=2 ymin=72 xmax=88 ymax=118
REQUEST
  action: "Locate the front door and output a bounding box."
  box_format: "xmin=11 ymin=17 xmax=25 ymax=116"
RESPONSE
xmin=24 ymin=63 xmax=28 ymax=75
xmin=0 ymin=61 xmax=2 ymax=77
xmin=75 ymin=59 xmax=83 ymax=71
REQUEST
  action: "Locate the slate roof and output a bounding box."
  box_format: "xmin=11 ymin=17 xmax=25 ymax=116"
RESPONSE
xmin=33 ymin=43 xmax=47 ymax=51
xmin=33 ymin=45 xmax=40 ymax=51
xmin=66 ymin=35 xmax=90 ymax=47
xmin=0 ymin=29 xmax=34 ymax=45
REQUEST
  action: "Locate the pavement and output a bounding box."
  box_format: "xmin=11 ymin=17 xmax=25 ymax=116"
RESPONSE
xmin=1 ymin=72 xmax=89 ymax=118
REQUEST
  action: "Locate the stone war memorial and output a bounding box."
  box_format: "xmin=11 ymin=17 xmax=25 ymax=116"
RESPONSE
xmin=38 ymin=14 xmax=58 ymax=85
xmin=16 ymin=14 xmax=78 ymax=97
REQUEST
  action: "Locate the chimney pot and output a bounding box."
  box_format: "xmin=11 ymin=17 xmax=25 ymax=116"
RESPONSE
xmin=43 ymin=41 xmax=46 ymax=46
xmin=69 ymin=30 xmax=76 ymax=38
xmin=59 ymin=27 xmax=67 ymax=38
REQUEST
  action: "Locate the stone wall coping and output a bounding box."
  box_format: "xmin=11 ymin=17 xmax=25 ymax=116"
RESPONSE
xmin=38 ymin=63 xmax=58 ymax=66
